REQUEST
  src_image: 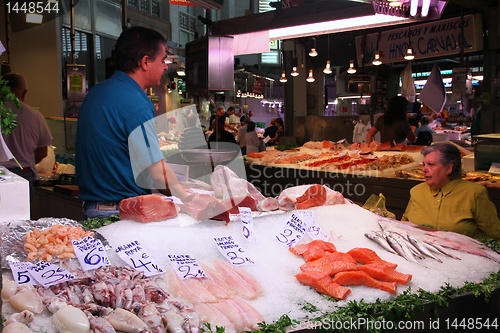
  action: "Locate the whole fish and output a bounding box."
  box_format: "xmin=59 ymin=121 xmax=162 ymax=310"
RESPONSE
xmin=407 ymin=235 xmax=442 ymax=263
xmin=423 ymin=241 xmax=461 ymax=260
xmin=384 ymin=233 xmax=420 ymax=264
xmin=387 ymin=231 xmax=425 ymax=260
xmin=364 ymin=232 xmax=397 ymax=254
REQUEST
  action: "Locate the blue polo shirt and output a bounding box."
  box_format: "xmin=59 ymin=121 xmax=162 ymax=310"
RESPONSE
xmin=75 ymin=71 xmax=163 ymax=202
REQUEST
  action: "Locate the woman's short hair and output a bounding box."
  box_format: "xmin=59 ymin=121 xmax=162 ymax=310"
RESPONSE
xmin=247 ymin=121 xmax=256 ymax=132
xmin=114 ymin=26 xmax=166 ymax=73
xmin=421 ymin=143 xmax=462 ymax=180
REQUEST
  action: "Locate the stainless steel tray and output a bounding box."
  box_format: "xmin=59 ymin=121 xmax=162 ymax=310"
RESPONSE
xmin=181 ymin=148 xmax=240 ymax=163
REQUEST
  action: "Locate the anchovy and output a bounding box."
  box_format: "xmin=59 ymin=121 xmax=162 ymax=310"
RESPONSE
xmin=423 ymin=241 xmax=461 ymax=260
xmin=387 ymin=231 xmax=425 ymax=260
xmin=384 ymin=233 xmax=420 ymax=264
xmin=407 ymin=235 xmax=443 ymax=263
xmin=364 ymin=232 xmax=397 ymax=254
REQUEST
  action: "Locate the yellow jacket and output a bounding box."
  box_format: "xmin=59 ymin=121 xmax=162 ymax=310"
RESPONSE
xmin=402 ymin=179 xmax=500 ymax=241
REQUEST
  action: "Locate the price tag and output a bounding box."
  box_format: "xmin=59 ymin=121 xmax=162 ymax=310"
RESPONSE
xmin=214 ymin=236 xmax=255 ymax=266
xmin=115 ymin=240 xmax=164 ymax=277
xmin=26 ymin=261 xmax=75 ymax=287
xmin=8 ymin=261 xmax=39 ymax=286
xmin=239 ymin=207 xmax=257 ymax=242
xmin=300 ymin=210 xmax=328 ymax=241
xmin=168 ymin=254 xmax=206 ymax=280
xmin=72 ymin=236 xmax=110 ymax=271
xmin=275 ymin=213 xmax=307 ymax=247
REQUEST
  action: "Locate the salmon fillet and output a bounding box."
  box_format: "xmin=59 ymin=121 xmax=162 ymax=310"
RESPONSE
xmin=347 ymin=247 xmax=398 ymax=269
xmin=300 ymin=240 xmax=337 ymax=261
xmin=295 ymin=270 xmax=351 ymax=300
xmin=300 ymin=259 xmax=358 ymax=276
xmin=333 ymin=271 xmax=397 ymax=294
xmin=119 ymin=195 xmax=179 ymax=223
xmin=358 ymin=263 xmax=412 ymax=285
xmin=294 ymin=184 xmax=327 ymax=210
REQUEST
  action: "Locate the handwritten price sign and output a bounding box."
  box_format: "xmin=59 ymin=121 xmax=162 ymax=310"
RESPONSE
xmin=275 ymin=213 xmax=307 ymax=247
xmin=26 ymin=261 xmax=75 ymax=287
xmin=299 ymin=210 xmax=328 ymax=240
xmin=214 ymin=236 xmax=255 ymax=266
xmin=115 ymin=240 xmax=164 ymax=277
xmin=239 ymin=207 xmax=257 ymax=242
xmin=72 ymin=236 xmax=110 ymax=271
xmin=8 ymin=261 xmax=39 ymax=286
xmin=168 ymin=254 xmax=206 ymax=280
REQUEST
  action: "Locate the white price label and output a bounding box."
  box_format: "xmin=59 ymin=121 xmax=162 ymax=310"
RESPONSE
xmin=214 ymin=236 xmax=255 ymax=266
xmin=239 ymin=207 xmax=257 ymax=242
xmin=115 ymin=240 xmax=164 ymax=277
xmin=275 ymin=213 xmax=307 ymax=247
xmin=26 ymin=261 xmax=75 ymax=287
xmin=8 ymin=261 xmax=39 ymax=286
xmin=72 ymin=236 xmax=110 ymax=271
xmin=168 ymin=254 xmax=206 ymax=280
xmin=300 ymin=210 xmax=328 ymax=240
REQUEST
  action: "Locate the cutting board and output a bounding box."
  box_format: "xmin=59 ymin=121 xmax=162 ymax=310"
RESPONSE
xmin=53 ymin=185 xmax=80 ymax=196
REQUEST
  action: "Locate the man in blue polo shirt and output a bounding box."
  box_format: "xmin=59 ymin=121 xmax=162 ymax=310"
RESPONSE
xmin=75 ymin=26 xmax=186 ymax=219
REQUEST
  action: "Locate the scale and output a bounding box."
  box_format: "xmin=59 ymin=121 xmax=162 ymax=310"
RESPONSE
xmin=64 ymin=64 xmax=86 ymax=150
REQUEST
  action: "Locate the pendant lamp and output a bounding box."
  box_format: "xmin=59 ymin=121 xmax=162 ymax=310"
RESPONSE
xmin=347 ymin=60 xmax=357 ymax=74
xmin=279 ymin=71 xmax=288 ymax=82
xmin=306 ymin=69 xmax=315 ymax=82
xmin=323 ymin=34 xmax=332 ymax=74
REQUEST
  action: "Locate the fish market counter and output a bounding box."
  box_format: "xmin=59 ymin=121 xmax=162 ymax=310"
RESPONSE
xmin=2 ymin=204 xmax=500 ymax=332
xmin=244 ymin=163 xmax=500 ymax=220
xmin=32 ymin=186 xmax=82 ymax=221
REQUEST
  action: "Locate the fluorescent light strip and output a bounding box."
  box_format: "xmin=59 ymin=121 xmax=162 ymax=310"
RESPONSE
xmin=422 ymin=0 xmax=431 ymax=17
xmin=269 ymin=14 xmax=410 ymax=40
xmin=26 ymin=13 xmax=43 ymax=24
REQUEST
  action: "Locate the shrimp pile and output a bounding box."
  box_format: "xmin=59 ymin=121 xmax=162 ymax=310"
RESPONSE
xmin=24 ymin=224 xmax=94 ymax=262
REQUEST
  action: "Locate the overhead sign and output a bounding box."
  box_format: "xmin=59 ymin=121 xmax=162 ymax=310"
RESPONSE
xmin=170 ymin=0 xmax=197 ymax=6
xmin=355 ymin=14 xmax=483 ymax=66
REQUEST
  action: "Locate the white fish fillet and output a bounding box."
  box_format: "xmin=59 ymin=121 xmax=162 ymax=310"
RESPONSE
xmin=213 ymin=260 xmax=263 ymax=300
xmin=193 ymin=302 xmax=237 ymax=333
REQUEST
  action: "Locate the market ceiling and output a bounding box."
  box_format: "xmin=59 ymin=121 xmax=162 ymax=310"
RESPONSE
xmin=212 ymin=0 xmax=497 ymax=37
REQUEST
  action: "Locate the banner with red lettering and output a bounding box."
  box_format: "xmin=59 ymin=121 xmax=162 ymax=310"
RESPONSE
xmin=170 ymin=0 xmax=197 ymax=7
xmin=253 ymin=78 xmax=264 ymax=94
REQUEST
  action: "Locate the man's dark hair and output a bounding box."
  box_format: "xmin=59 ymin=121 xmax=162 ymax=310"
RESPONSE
xmin=421 ymin=116 xmax=430 ymax=125
xmin=114 ymin=26 xmax=166 ymax=73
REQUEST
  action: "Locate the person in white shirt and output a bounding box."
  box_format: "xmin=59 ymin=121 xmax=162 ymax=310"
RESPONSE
xmin=236 ymin=116 xmax=250 ymax=155
xmin=245 ymin=121 xmax=261 ymax=155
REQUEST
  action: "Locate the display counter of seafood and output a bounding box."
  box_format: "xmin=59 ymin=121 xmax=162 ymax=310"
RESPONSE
xmin=244 ymin=141 xmax=500 ymax=219
xmin=2 ymin=167 xmax=500 ymax=333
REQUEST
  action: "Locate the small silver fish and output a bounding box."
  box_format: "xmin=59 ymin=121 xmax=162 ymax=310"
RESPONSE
xmin=407 ymin=235 xmax=443 ymax=263
xmin=364 ymin=232 xmax=397 ymax=254
xmin=385 ymin=233 xmax=420 ymax=264
xmin=423 ymin=241 xmax=461 ymax=260
xmin=387 ymin=231 xmax=425 ymax=260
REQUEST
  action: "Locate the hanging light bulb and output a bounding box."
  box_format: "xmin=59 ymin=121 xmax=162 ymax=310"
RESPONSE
xmin=279 ymin=71 xmax=288 ymax=83
xmin=309 ymin=37 xmax=318 ymax=57
xmin=372 ymin=51 xmax=382 ymax=66
xmin=306 ymin=69 xmax=315 ymax=82
xmin=404 ymin=45 xmax=415 ymax=60
xmin=347 ymin=60 xmax=357 ymax=74
xmin=291 ymin=66 xmax=299 ymax=76
xmin=323 ymin=60 xmax=332 ymax=74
